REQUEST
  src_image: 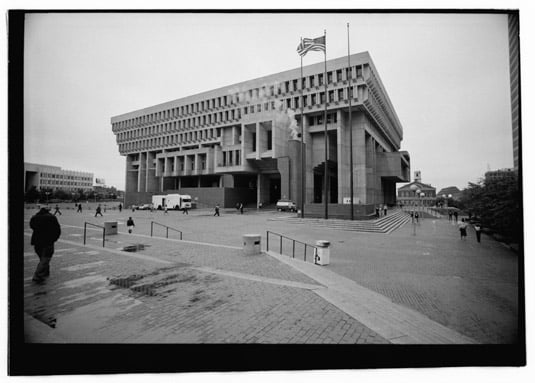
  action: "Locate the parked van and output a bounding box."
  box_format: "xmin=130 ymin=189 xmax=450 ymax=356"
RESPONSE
xmin=151 ymin=195 xmax=167 ymax=210
xmin=165 ymin=194 xmax=192 ymax=210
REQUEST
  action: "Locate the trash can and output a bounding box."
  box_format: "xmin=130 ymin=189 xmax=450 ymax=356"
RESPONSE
xmin=104 ymin=221 xmax=118 ymax=235
xmin=314 ymin=240 xmax=330 ymax=265
xmin=243 ymin=234 xmax=261 ymax=255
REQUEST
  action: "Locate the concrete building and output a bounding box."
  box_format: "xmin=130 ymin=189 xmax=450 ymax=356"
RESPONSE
xmin=508 ymin=12 xmax=520 ymax=171
xmin=24 ymin=162 xmax=94 ymax=193
xmin=112 ymin=52 xmax=410 ymax=217
xmin=397 ymin=172 xmax=436 ymax=207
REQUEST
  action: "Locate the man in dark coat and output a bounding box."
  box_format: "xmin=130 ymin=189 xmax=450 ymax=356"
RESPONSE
xmin=30 ymin=207 xmax=61 ymax=283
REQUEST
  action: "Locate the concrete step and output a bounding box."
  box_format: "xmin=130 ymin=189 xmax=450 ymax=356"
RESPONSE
xmin=269 ymin=210 xmax=410 ymax=234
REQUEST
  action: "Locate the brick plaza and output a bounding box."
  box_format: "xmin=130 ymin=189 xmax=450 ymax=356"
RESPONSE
xmin=23 ymin=204 xmax=519 ymax=344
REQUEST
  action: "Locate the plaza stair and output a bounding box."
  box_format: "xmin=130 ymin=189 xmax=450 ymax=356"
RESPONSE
xmin=269 ymin=209 xmax=411 ymax=234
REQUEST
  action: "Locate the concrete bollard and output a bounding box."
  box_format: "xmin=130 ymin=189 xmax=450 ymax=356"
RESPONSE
xmin=104 ymin=221 xmax=118 ymax=235
xmin=243 ymin=234 xmax=261 ymax=255
xmin=314 ymin=240 xmax=330 ymax=265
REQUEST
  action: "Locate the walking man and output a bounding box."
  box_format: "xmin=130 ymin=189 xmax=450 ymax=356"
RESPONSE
xmin=239 ymin=202 xmax=244 ymax=214
xmin=214 ymin=204 xmax=220 ymax=217
xmin=383 ymin=204 xmax=387 ymax=216
xmin=77 ymin=203 xmax=83 ymax=213
xmin=453 ymin=211 xmax=458 ymax=223
xmin=164 ymin=205 xmax=169 ymax=214
xmin=182 ymin=206 xmax=188 ymax=215
xmin=375 ymin=205 xmax=380 ymax=218
xmin=30 ymin=207 xmax=61 ymax=283
xmin=458 ymin=218 xmax=468 ymax=240
xmin=118 ymin=203 xmax=122 ymax=213
xmin=448 ymin=211 xmax=452 ymax=221
xmin=474 ymin=223 xmax=482 ymax=243
xmin=95 ymin=204 xmax=103 ymax=217
xmin=126 ymin=217 xmax=135 ymax=234
xmin=53 ymin=204 xmax=62 ymax=216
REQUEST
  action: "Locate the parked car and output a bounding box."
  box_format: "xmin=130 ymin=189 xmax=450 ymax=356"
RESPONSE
xmin=137 ymin=204 xmax=153 ymax=210
xmin=276 ymin=199 xmax=297 ymax=212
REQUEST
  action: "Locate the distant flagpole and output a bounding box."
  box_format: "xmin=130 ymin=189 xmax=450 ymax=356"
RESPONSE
xmin=347 ymin=22 xmax=354 ymax=220
xmin=300 ymin=37 xmax=305 ymax=219
xmin=323 ymin=29 xmax=329 ymax=220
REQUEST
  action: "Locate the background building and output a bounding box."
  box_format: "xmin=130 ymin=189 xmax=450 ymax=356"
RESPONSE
xmin=24 ymin=162 xmax=94 ymax=193
xmin=112 ymin=52 xmax=410 ymax=216
xmin=508 ymin=12 xmax=520 ymax=171
xmin=397 ymin=171 xmax=436 ymax=207
xmin=485 ymin=168 xmax=516 ymax=183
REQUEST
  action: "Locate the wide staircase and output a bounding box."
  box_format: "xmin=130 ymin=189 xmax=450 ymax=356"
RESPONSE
xmin=268 ymin=208 xmax=411 ymax=234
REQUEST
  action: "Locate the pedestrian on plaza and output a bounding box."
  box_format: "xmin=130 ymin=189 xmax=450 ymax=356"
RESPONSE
xmin=414 ymin=211 xmax=419 ymax=224
xmin=473 ymin=223 xmax=482 ymax=243
xmin=458 ymin=218 xmax=468 ymax=240
xmin=375 ymin=205 xmax=380 ymax=218
xmin=126 ymin=217 xmax=135 ymax=234
xmin=383 ymin=204 xmax=388 ymax=216
xmin=104 ymin=204 xmax=107 ymax=213
xmin=77 ymin=203 xmax=82 ymax=213
xmin=182 ymin=205 xmax=189 ymax=215
xmin=30 ymin=207 xmax=61 ymax=283
xmin=95 ymin=204 xmax=103 ymax=217
xmin=214 ymin=204 xmax=220 ymax=217
xmin=235 ymin=202 xmax=240 ymax=211
xmin=448 ymin=210 xmax=452 ymax=221
xmin=453 ymin=211 xmax=458 ymax=223
xmin=131 ymin=205 xmax=135 ymax=212
xmin=118 ymin=203 xmax=122 ymax=213
xmin=53 ymin=204 xmax=62 ymax=216
xmin=164 ymin=205 xmax=169 ymax=214
xmin=239 ymin=202 xmax=244 ymax=214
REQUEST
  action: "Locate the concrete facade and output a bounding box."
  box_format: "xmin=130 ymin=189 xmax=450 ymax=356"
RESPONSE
xmin=24 ymin=162 xmax=94 ymax=193
xmin=112 ymin=52 xmax=410 ymax=210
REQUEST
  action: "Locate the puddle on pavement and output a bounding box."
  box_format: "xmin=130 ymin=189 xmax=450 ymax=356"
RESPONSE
xmin=121 ymin=244 xmax=151 ymax=252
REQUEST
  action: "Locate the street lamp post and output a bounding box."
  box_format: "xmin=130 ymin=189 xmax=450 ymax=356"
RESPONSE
xmin=45 ymin=191 xmax=50 ymax=206
xmin=409 ymin=184 xmax=418 ymax=235
xmin=420 ymin=191 xmax=425 ymax=219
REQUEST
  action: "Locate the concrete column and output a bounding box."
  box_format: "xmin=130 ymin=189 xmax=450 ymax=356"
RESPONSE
xmin=125 ymin=155 xmax=139 ymax=193
xmin=138 ymin=152 xmax=147 ymax=192
xmin=353 ymin=115 xmax=367 ymax=204
xmin=304 ymin=117 xmax=314 ymax=204
xmin=146 ymin=151 xmax=159 ymax=192
xmin=337 ymin=110 xmax=350 ymax=203
xmin=255 ymin=122 xmax=261 ymax=160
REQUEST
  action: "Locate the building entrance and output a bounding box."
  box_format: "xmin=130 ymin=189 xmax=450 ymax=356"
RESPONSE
xmin=269 ymin=176 xmax=281 ymax=203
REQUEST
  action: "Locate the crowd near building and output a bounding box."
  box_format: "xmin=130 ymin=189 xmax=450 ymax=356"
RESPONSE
xmin=397 ymin=171 xmax=437 ymax=207
xmin=24 ymin=162 xmax=94 ymax=193
xmin=111 ymin=52 xmax=410 ymax=217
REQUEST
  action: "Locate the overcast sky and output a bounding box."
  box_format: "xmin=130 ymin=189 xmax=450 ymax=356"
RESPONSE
xmin=24 ymin=12 xmax=514 ymax=192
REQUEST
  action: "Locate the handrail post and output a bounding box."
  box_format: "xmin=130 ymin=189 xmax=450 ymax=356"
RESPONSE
xmin=304 ymin=245 xmax=307 ymax=262
xmin=151 ymin=222 xmax=153 ymax=237
xmin=280 ymin=236 xmax=282 ymax=254
xmin=166 ymin=227 xmax=169 ymax=238
xmin=292 ymin=240 xmax=295 ymax=258
xmin=83 ymin=222 xmax=87 ymax=245
xmin=180 ymin=231 xmax=182 ymax=240
xmin=102 ymin=228 xmax=106 ymax=248
xmin=266 ymin=231 xmax=269 ymax=251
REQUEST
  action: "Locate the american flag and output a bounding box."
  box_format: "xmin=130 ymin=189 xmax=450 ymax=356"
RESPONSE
xmin=297 ymin=36 xmax=326 ymax=56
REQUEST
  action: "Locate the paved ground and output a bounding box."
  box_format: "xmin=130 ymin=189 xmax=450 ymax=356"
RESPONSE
xmin=22 ymin=206 xmax=519 ymax=344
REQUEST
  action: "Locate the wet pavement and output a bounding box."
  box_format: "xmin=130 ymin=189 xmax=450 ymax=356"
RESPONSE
xmin=22 ymin=207 xmax=519 ymax=344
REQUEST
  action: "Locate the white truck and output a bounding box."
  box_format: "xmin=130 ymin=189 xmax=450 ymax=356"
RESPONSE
xmin=165 ymin=194 xmax=192 ymax=210
xmin=151 ymin=195 xmax=167 ymax=210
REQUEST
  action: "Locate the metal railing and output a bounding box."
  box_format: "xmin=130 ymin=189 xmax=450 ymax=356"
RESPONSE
xmin=84 ymin=222 xmax=106 ymax=247
xmin=150 ymin=221 xmax=183 ymax=240
xmin=266 ymin=231 xmax=317 ymax=262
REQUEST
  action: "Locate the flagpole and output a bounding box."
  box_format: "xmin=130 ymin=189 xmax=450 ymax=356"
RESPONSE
xmin=347 ymin=22 xmax=354 ymax=220
xmin=323 ymin=29 xmax=328 ymax=220
xmin=300 ymin=37 xmax=305 ymax=219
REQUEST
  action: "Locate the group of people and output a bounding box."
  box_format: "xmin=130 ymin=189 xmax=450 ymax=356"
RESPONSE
xmin=458 ymin=218 xmax=482 ymax=242
xmin=375 ymin=204 xmax=388 ymax=218
xmin=448 ymin=210 xmax=459 ymax=222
